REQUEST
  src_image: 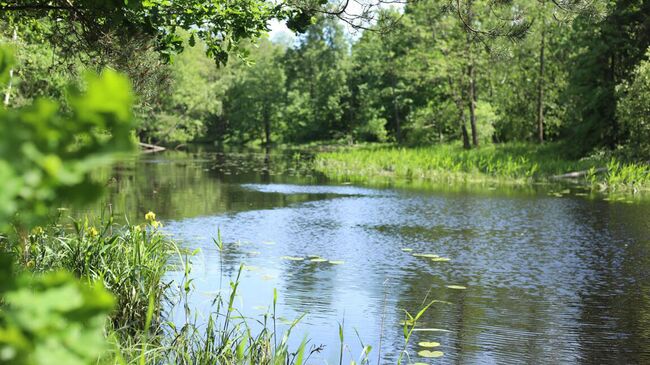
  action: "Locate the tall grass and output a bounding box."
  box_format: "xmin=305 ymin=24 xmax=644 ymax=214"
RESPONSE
xmin=16 ymin=215 xmax=434 ymax=364
xmin=594 ymin=160 xmax=650 ymax=192
xmin=313 ymin=142 xmax=650 ymax=191
xmin=25 ymin=216 xmax=173 ymax=334
xmin=22 ymin=217 xmax=317 ymax=364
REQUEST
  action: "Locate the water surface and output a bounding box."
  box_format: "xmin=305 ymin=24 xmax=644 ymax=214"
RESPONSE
xmin=94 ymin=151 xmax=650 ymax=364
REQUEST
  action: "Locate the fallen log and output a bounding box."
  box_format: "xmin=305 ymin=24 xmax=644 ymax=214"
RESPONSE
xmin=551 ymin=167 xmax=607 ymax=180
xmin=139 ymin=142 xmax=166 ymax=154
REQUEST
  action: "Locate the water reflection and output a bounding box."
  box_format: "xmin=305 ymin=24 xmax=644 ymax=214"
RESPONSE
xmin=95 ymin=151 xmax=650 ymax=364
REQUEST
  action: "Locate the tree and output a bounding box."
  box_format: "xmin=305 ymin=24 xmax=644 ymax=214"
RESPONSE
xmin=224 ymin=38 xmax=287 ymax=148
xmin=617 ymin=48 xmax=650 ymax=159
xmin=347 ymin=11 xmax=401 ymax=143
xmin=0 ymin=0 xmax=293 ymax=65
xmin=139 ymin=32 xmax=243 ymax=145
xmin=283 ymin=17 xmax=350 ymax=142
xmin=566 ymin=0 xmax=650 ymax=153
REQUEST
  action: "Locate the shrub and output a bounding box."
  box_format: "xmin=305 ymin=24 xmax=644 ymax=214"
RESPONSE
xmin=617 ymin=48 xmax=650 ymax=160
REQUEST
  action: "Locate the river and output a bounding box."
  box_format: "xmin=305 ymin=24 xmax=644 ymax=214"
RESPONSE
xmin=92 ymin=150 xmax=650 ymax=364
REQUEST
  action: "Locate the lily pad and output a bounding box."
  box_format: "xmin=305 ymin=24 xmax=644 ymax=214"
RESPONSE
xmin=310 ymin=258 xmax=328 ymax=263
xmin=329 ymin=260 xmax=345 ymax=265
xmin=418 ymin=341 xmax=441 ymax=348
xmin=280 ymin=256 xmax=304 ymax=261
xmin=413 ymin=253 xmax=439 ymax=258
xmin=418 ymin=350 xmax=444 ymax=358
xmin=446 ymin=285 xmax=467 ymax=290
xmin=401 ymin=248 xmax=413 ymax=252
xmin=431 ymin=257 xmax=450 ymax=262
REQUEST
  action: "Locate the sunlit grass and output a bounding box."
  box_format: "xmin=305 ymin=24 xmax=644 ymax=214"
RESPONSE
xmin=313 ymin=142 xmax=650 ymax=191
xmin=17 ymin=215 xmax=438 ymax=364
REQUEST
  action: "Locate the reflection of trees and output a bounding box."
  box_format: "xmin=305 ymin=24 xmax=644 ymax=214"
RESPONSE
xmin=387 ymin=195 xmax=650 ymax=363
xmin=277 ymin=259 xmax=336 ymax=316
xmin=83 ymin=151 xmax=330 ymax=222
xmin=572 ymin=201 xmax=650 ymax=363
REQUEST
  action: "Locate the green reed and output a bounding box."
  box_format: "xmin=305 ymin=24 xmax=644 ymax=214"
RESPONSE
xmin=313 ymin=142 xmax=650 ymax=191
xmin=10 ymin=214 xmax=434 ymax=364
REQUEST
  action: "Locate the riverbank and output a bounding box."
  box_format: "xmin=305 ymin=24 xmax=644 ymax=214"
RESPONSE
xmin=2 ymin=214 xmax=435 ymax=364
xmin=0 ymin=216 xmax=312 ymax=365
xmin=312 ymin=142 xmax=650 ymax=192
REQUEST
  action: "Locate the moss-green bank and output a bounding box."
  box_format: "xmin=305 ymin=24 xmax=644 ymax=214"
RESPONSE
xmin=313 ymin=142 xmax=650 ymax=192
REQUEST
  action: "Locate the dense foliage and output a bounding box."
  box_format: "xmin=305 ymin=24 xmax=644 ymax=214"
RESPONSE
xmin=0 ymin=45 xmax=134 ymax=364
xmin=0 ymin=47 xmax=135 ymax=230
xmin=3 ymin=0 xmax=649 ymax=160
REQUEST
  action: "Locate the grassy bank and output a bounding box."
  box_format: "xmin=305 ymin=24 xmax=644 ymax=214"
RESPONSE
xmin=2 ymin=215 xmax=316 ymax=365
xmin=313 ymin=142 xmax=650 ymax=192
xmin=1 ymin=214 xmax=436 ymax=365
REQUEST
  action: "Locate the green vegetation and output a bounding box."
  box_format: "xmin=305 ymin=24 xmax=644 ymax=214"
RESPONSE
xmin=0 ymin=44 xmax=440 ymax=364
xmin=1 ymin=215 xmax=312 ymax=365
xmin=3 ymin=0 xmax=649 ymax=166
xmin=2 ymin=0 xmax=650 ymax=362
xmin=313 ymin=143 xmax=650 ymax=191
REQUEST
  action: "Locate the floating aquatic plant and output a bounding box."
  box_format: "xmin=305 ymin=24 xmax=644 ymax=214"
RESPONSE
xmin=418 ymin=350 xmax=444 ymax=358
xmin=418 ymin=341 xmax=441 ymax=348
xmin=431 ymin=257 xmax=450 ymax=262
xmin=446 ymin=285 xmax=467 ymax=290
xmin=413 ymin=253 xmax=439 ymax=258
xmin=280 ymin=256 xmax=304 ymax=261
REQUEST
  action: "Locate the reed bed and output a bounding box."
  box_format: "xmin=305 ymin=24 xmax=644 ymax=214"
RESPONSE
xmin=10 ymin=215 xmax=432 ymax=365
xmin=313 ymin=142 xmax=650 ymax=191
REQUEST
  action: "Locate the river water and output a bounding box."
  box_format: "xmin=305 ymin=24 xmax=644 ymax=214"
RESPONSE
xmin=95 ymin=150 xmax=650 ymax=364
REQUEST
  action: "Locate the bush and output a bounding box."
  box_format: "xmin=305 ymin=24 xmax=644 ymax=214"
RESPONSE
xmin=617 ymin=48 xmax=650 ymax=160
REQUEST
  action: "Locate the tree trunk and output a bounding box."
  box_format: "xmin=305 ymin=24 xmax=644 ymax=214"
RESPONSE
xmin=468 ymin=63 xmax=478 ymax=147
xmin=3 ymin=28 xmax=17 ymax=107
xmin=536 ymin=14 xmax=546 ymax=143
xmin=394 ymin=98 xmax=401 ymax=144
xmin=264 ymin=110 xmax=271 ymax=157
xmin=392 ymin=84 xmax=402 ymax=144
xmin=447 ymin=76 xmax=471 ymax=149
xmin=460 ymin=108 xmax=471 ymax=149
xmin=465 ymin=0 xmax=479 ymax=147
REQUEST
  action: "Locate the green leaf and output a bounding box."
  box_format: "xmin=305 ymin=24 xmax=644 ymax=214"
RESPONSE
xmin=418 ymin=350 xmax=444 ymax=358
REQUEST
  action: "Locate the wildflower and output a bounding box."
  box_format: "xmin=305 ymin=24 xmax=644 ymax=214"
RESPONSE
xmin=88 ymin=226 xmax=99 ymax=237
xmin=31 ymin=226 xmax=44 ymax=236
xmin=151 ymin=220 xmax=163 ymax=229
xmin=145 ymin=211 xmax=156 ymax=222
xmin=133 ymin=225 xmax=142 ymax=234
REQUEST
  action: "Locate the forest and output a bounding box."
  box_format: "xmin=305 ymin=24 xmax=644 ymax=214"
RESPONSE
xmin=3 ymin=0 xmax=649 ymax=160
xmin=1 ymin=0 xmax=650 ymax=364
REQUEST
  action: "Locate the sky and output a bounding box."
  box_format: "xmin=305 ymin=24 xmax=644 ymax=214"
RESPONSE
xmin=268 ymin=19 xmax=296 ymax=45
xmin=266 ymin=0 xmax=403 ymax=45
